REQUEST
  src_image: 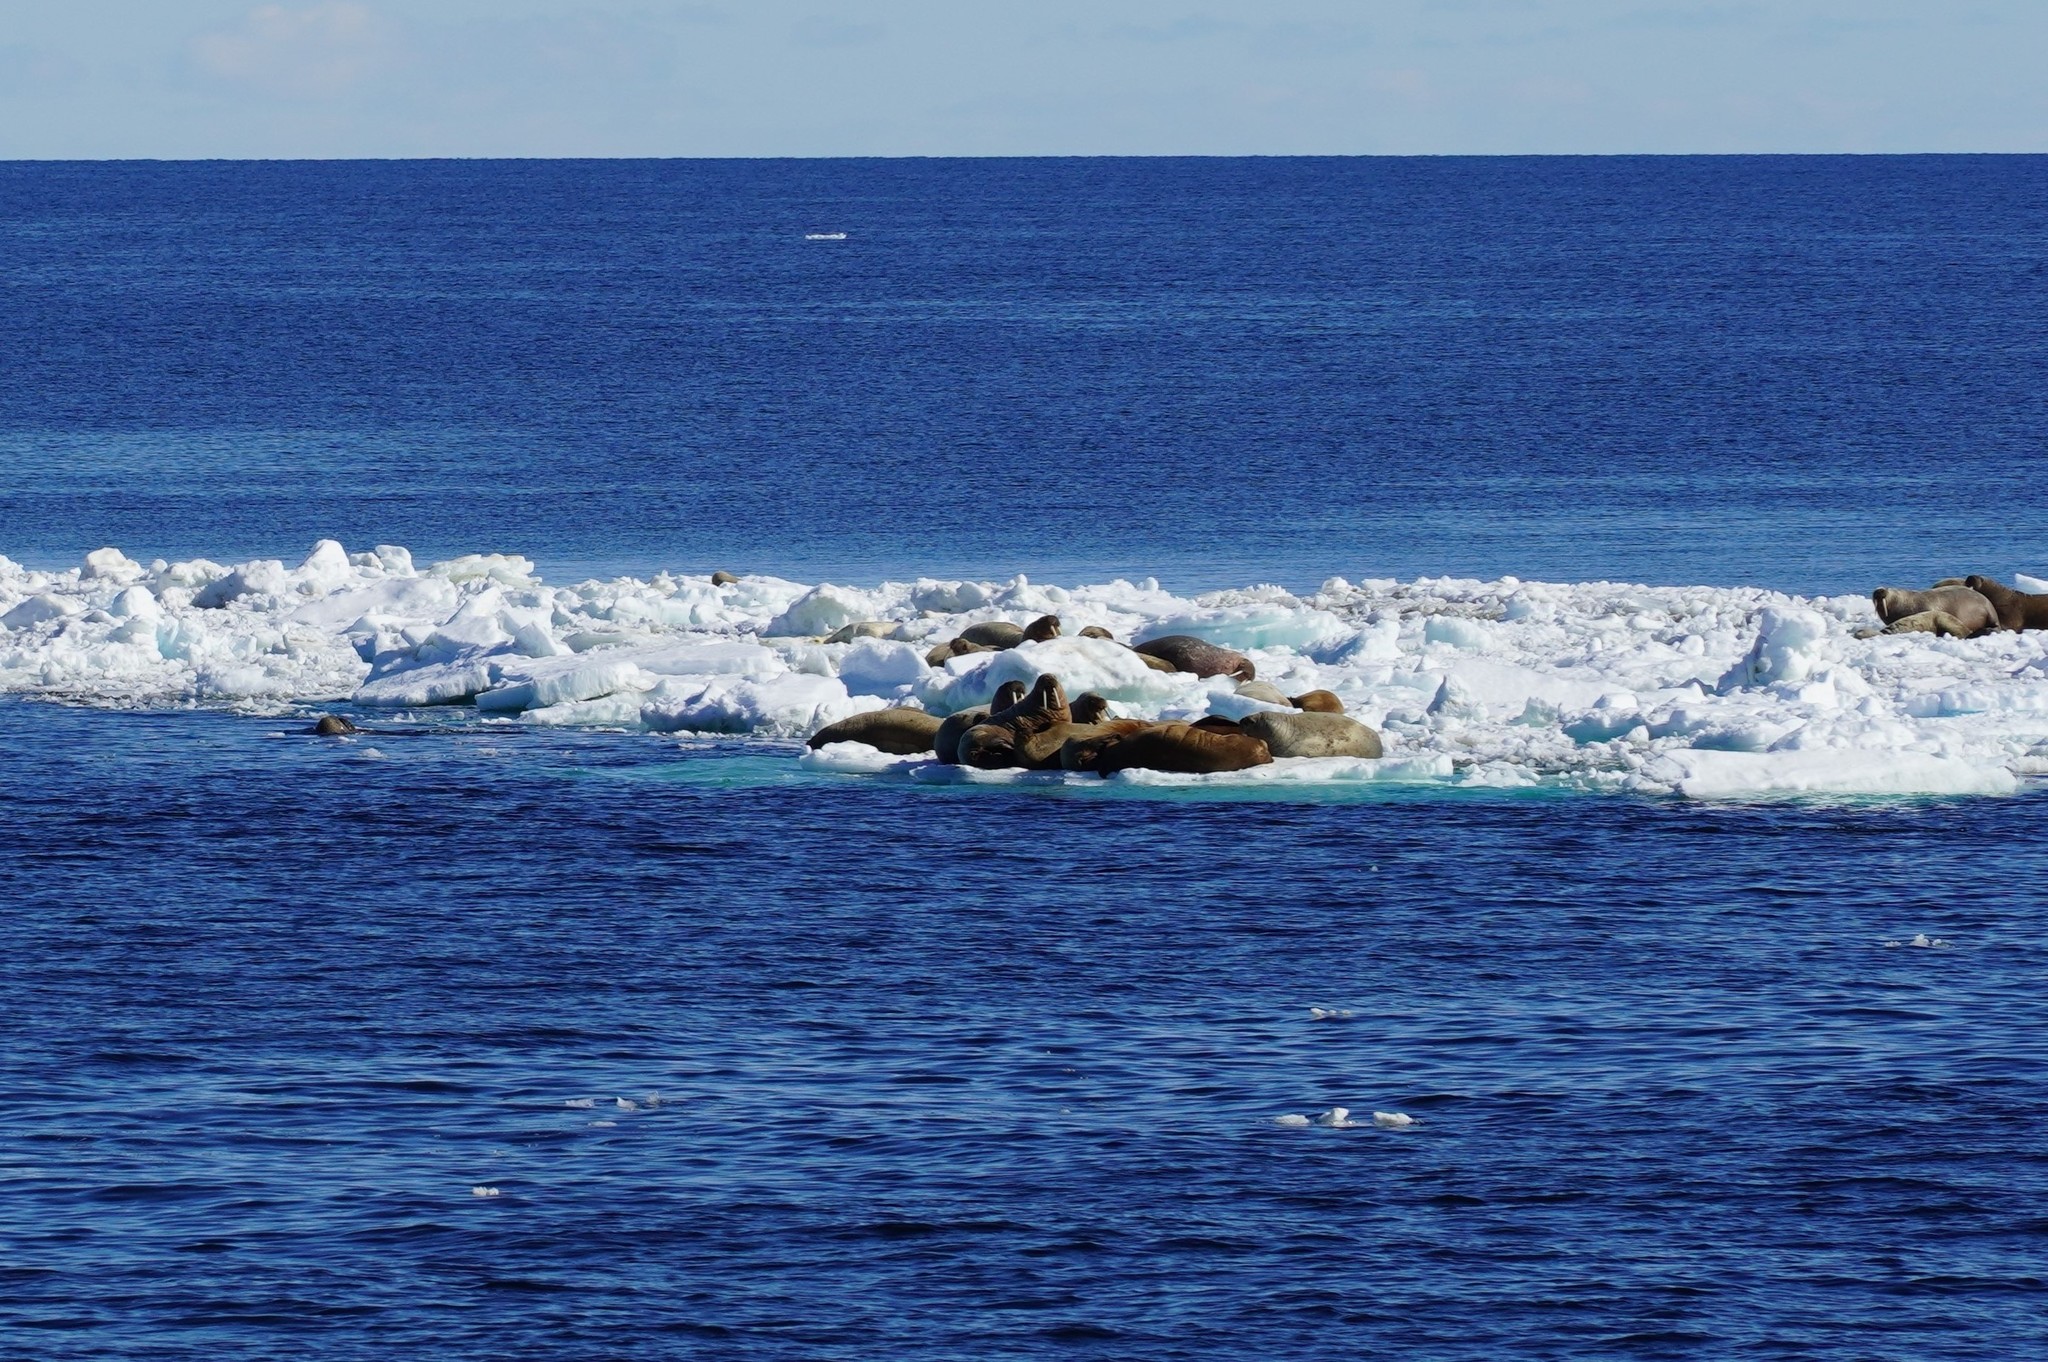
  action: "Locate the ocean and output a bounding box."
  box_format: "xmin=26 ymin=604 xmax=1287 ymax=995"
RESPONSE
xmin=3 ymin=157 xmax=2047 ymax=1358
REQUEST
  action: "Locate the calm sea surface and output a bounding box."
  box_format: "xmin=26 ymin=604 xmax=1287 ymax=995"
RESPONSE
xmin=3 ymin=158 xmax=2047 ymax=1359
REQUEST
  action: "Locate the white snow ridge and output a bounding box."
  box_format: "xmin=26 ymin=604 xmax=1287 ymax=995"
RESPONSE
xmin=2 ymin=541 xmax=2044 ymax=799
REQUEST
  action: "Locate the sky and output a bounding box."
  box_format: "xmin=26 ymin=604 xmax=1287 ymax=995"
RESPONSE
xmin=1 ymin=1 xmax=2044 ymax=158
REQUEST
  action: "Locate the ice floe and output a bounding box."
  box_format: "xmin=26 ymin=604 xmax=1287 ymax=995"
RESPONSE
xmin=7 ymin=539 xmax=2048 ymax=798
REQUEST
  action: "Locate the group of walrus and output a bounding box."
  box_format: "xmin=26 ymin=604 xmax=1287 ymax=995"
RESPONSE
xmin=805 ymin=613 xmax=1383 ymax=775
xmin=1870 ymin=576 xmax=2048 ymax=638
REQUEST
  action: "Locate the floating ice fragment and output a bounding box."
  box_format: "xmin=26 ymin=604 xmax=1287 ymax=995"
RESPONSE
xmin=471 ymin=1186 xmax=501 ymax=1198
xmin=564 ymin=1098 xmax=594 ymax=1108
xmin=616 ymin=1097 xmax=640 ymax=1111
xmin=1315 ymin=1107 xmax=1362 ymax=1128
xmin=1274 ymin=1114 xmax=1312 ymax=1128
xmin=1372 ymin=1111 xmax=1417 ymax=1129
xmin=589 ymin=1120 xmax=617 ymax=1128
xmin=1308 ymin=1007 xmax=1355 ymax=1021
xmin=1886 ymin=933 xmax=1953 ymax=949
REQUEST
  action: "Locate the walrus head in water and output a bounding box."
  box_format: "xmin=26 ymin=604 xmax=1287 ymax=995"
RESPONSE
xmin=312 ymin=715 xmax=359 ymax=737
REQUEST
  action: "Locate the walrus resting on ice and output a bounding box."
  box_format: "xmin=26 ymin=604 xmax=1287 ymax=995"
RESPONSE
xmin=1069 ymin=721 xmax=1272 ymax=776
xmin=1240 ymin=711 xmax=1382 ymax=759
xmin=1289 ymin=689 xmax=1345 ymax=713
xmin=934 ymin=680 xmax=1027 ymax=764
xmin=1131 ymin=635 xmax=1255 ymax=681
xmin=958 ymin=674 xmax=1072 ymax=770
xmin=806 ymin=708 xmax=944 ymax=755
xmin=1871 ymin=585 xmax=2000 ymax=638
xmin=710 ymin=571 xmax=739 ymax=586
xmin=1964 ymin=576 xmax=2048 ymax=632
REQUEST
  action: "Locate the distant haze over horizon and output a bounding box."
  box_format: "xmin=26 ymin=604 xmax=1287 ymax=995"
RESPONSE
xmin=2 ymin=1 xmax=2045 ymax=159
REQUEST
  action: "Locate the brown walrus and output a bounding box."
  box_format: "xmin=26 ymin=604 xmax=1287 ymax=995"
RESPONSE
xmin=1071 ymin=721 xmax=1272 ymax=776
xmin=934 ymin=680 xmax=1028 ymax=764
xmin=1290 ymin=690 xmax=1345 ymax=714
xmin=958 ymin=674 xmax=1071 ymax=769
xmin=311 ymin=715 xmax=359 ymax=736
xmin=1240 ymin=710 xmax=1382 ymax=759
xmin=1964 ymin=576 xmax=2048 ymax=632
xmin=1015 ymin=719 xmax=1149 ymax=770
xmin=1132 ymin=635 xmax=1255 ymax=681
xmin=1871 ymin=585 xmax=2000 ymax=638
xmin=957 ymin=614 xmax=1061 ymax=650
xmin=1234 ymin=680 xmax=1292 ymax=707
xmin=926 ymin=637 xmax=997 ymax=666
xmin=710 ymin=571 xmax=739 ymax=586
xmin=1079 ymin=626 xmax=1115 ymax=641
xmin=806 ymin=707 xmax=944 ymax=755
xmin=1069 ymin=693 xmax=1112 ymax=725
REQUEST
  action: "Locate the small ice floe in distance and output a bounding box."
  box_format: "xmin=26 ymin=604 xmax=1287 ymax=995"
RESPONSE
xmin=471 ymin=1185 xmax=501 ymax=1198
xmin=1308 ymin=1007 xmax=1355 ymax=1021
xmin=589 ymin=1120 xmax=617 ymax=1128
xmin=804 ymin=232 xmax=848 ymax=241
xmin=1315 ymin=1107 xmax=1362 ymax=1128
xmin=1883 ymin=933 xmax=1954 ymax=948
xmin=1372 ymin=1111 xmax=1418 ymax=1129
xmin=564 ymin=1097 xmax=594 ymax=1108
xmin=1274 ymin=1113 xmax=1312 ymax=1127
xmin=616 ymin=1097 xmax=639 ymax=1110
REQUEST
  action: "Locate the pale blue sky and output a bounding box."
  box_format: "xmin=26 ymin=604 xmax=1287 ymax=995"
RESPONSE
xmin=1 ymin=1 xmax=2044 ymax=158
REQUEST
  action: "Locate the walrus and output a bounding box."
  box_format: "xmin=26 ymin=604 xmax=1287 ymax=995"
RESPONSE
xmin=958 ymin=674 xmax=1071 ymax=770
xmin=1132 ymin=635 xmax=1255 ymax=681
xmin=711 ymin=571 xmax=739 ymax=586
xmin=311 ymin=715 xmax=359 ymax=736
xmin=1964 ymin=576 xmax=2048 ymax=632
xmin=1234 ymin=680 xmax=1292 ymax=707
xmin=1072 ymin=721 xmax=1272 ymax=776
xmin=1015 ymin=719 xmax=1149 ymax=770
xmin=1079 ymin=626 xmax=1115 ymax=641
xmin=823 ymin=620 xmax=897 ymax=644
xmin=934 ymin=680 xmax=1028 ymax=764
xmin=1290 ymin=689 xmax=1345 ymax=714
xmin=926 ymin=637 xmax=997 ymax=666
xmin=806 ymin=707 xmax=944 ymax=755
xmin=1240 ymin=710 xmax=1382 ymax=759
xmin=956 ymin=614 xmax=1061 ymax=650
xmin=1871 ymin=585 xmax=1999 ymax=638
xmin=1069 ymin=693 xmax=1112 ymax=725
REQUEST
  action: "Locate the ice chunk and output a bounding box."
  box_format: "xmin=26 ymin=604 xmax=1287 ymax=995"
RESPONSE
xmin=837 ymin=638 xmax=927 ymax=695
xmin=1719 ymin=606 xmax=1830 ymax=690
xmin=2 ymin=594 xmax=85 ymax=630
xmin=763 ymin=584 xmax=874 ymax=637
xmin=1645 ymin=749 xmax=2017 ymax=799
xmin=82 ymin=547 xmax=144 ymax=583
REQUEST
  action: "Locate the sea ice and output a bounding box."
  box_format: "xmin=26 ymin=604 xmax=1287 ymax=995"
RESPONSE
xmin=4 ymin=539 xmax=2045 ymax=798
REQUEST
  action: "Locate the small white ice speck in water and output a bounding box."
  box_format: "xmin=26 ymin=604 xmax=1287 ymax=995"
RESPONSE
xmin=1274 ymin=1114 xmax=1312 ymax=1128
xmin=804 ymin=231 xmax=848 ymax=241
xmin=589 ymin=1120 xmax=617 ymax=1128
xmin=1315 ymin=1107 xmax=1362 ymax=1128
xmin=1309 ymin=1007 xmax=1355 ymax=1021
xmin=471 ymin=1185 xmax=500 ymax=1197
xmin=616 ymin=1097 xmax=639 ymax=1111
xmin=1884 ymin=934 xmax=1954 ymax=949
xmin=642 ymin=1092 xmax=662 ymax=1108
xmin=1372 ymin=1111 xmax=1417 ymax=1129
xmin=564 ymin=1098 xmax=594 ymax=1108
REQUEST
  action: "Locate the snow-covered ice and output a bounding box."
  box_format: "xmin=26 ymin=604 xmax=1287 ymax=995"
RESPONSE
xmin=5 ymin=539 xmax=2048 ymax=799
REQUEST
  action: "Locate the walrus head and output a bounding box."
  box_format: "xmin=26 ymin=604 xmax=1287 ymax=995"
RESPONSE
xmin=1024 ymin=614 xmax=1061 ymax=642
xmin=1871 ymin=587 xmax=1898 ymax=623
xmin=1070 ymin=693 xmax=1110 ymax=725
xmin=1964 ymin=575 xmax=2008 ymax=598
xmin=958 ymin=724 xmax=1018 ymax=769
xmin=312 ymin=715 xmax=358 ymax=737
xmin=1023 ymin=673 xmax=1070 ymax=719
xmin=987 ymin=680 xmax=1028 ymax=717
xmin=1079 ymin=625 xmax=1114 ymax=641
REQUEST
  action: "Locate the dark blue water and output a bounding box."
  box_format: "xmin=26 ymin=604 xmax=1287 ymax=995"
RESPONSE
xmin=3 ymin=156 xmax=2046 ymax=591
xmin=6 ymin=159 xmax=2048 ymax=1358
